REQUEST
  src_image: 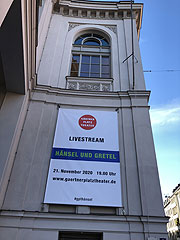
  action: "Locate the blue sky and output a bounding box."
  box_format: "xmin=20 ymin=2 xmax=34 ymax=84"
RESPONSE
xmin=138 ymin=0 xmax=180 ymax=198
xmin=91 ymin=0 xmax=180 ymax=198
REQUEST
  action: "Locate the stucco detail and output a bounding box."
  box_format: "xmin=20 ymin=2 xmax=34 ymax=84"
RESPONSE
xmin=68 ymin=81 xmax=77 ymax=90
xmin=79 ymin=82 xmax=100 ymax=91
xmin=68 ymin=23 xmax=117 ymax=35
xmin=68 ymin=23 xmax=80 ymax=31
xmin=105 ymin=25 xmax=117 ymax=34
xmin=54 ymin=5 xmax=123 ymax=21
xmin=52 ymin=1 xmax=143 ymax=37
xmin=66 ymin=77 xmax=113 ymax=92
xmin=102 ymin=84 xmax=111 ymax=92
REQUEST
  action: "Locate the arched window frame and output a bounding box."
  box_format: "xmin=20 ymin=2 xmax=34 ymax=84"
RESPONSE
xmin=82 ymin=37 xmax=101 ymax=46
xmin=70 ymin=32 xmax=111 ymax=79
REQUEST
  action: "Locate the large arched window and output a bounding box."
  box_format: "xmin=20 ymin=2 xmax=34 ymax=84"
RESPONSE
xmin=70 ymin=33 xmax=111 ymax=78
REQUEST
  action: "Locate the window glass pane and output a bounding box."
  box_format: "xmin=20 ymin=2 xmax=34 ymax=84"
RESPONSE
xmin=70 ymin=72 xmax=78 ymax=77
xmin=102 ymin=56 xmax=110 ymax=65
xmin=83 ymin=38 xmax=100 ymax=46
xmin=93 ymin=34 xmax=102 ymax=39
xmin=74 ymin=37 xmax=82 ymax=45
xmin=91 ymin=56 xmax=100 ymax=64
xmin=101 ymin=39 xmax=109 ymax=46
xmin=102 ymin=65 xmax=110 ymax=73
xmin=81 ymin=64 xmax=90 ymax=72
xmin=72 ymin=55 xmax=80 ymax=63
xmin=71 ymin=30 xmax=112 ymax=80
xmin=81 ymin=33 xmax=91 ymax=38
xmin=91 ymin=73 xmax=100 ymax=78
xmin=91 ymin=64 xmax=100 ymax=73
xmin=74 ymin=34 xmax=91 ymax=45
xmin=82 ymin=55 xmax=90 ymax=63
xmin=71 ymin=55 xmax=80 ymax=76
xmin=71 ymin=63 xmax=79 ymax=72
xmin=102 ymin=73 xmax=110 ymax=78
xmin=93 ymin=34 xmax=109 ymax=46
xmin=80 ymin=72 xmax=89 ymax=77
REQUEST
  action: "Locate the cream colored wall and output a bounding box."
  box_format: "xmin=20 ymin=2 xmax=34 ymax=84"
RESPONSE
xmin=36 ymin=0 xmax=53 ymax=70
xmin=37 ymin=13 xmax=145 ymax=91
xmin=37 ymin=15 xmax=120 ymax=90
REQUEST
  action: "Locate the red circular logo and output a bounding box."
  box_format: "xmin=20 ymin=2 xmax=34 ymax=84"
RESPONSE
xmin=79 ymin=115 xmax=97 ymax=130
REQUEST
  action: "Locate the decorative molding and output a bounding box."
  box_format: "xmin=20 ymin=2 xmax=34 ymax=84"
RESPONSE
xmin=102 ymin=84 xmax=111 ymax=92
xmin=52 ymin=1 xmax=143 ymax=35
xmin=32 ymin=86 xmax=151 ymax=107
xmin=68 ymin=23 xmax=80 ymax=31
xmin=68 ymin=23 xmax=117 ymax=35
xmin=66 ymin=77 xmax=113 ymax=92
xmin=105 ymin=25 xmax=117 ymax=34
xmin=68 ymin=81 xmax=77 ymax=90
xmin=54 ymin=5 xmax=128 ymax=21
xmin=79 ymin=82 xmax=100 ymax=91
xmin=53 ymin=6 xmax=139 ymax=22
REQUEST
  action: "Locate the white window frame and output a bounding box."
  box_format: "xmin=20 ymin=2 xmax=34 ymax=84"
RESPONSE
xmin=70 ymin=34 xmax=111 ymax=79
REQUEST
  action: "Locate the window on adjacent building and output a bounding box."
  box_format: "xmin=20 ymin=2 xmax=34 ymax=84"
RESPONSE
xmin=70 ymin=33 xmax=111 ymax=79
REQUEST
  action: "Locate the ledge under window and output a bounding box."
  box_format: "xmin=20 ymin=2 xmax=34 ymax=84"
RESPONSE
xmin=66 ymin=76 xmax=113 ymax=92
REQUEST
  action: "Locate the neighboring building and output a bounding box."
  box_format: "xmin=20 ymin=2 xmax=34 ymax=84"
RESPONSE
xmin=0 ymin=0 xmax=37 ymax=209
xmin=164 ymin=184 xmax=180 ymax=239
xmin=0 ymin=0 xmax=168 ymax=239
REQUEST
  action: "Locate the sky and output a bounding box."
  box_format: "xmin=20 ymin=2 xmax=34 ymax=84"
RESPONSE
xmin=138 ymin=0 xmax=180 ymax=198
xmin=91 ymin=0 xmax=180 ymax=198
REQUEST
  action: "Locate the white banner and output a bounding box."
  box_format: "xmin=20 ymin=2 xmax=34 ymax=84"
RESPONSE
xmin=44 ymin=109 xmax=122 ymax=207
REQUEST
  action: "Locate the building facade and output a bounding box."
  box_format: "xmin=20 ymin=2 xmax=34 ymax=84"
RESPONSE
xmin=0 ymin=0 xmax=168 ymax=239
xmin=164 ymin=184 xmax=180 ymax=240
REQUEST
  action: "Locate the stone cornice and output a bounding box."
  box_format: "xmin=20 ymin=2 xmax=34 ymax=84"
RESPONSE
xmin=53 ymin=0 xmax=143 ymax=37
xmin=34 ymin=85 xmax=150 ymax=98
xmin=0 ymin=210 xmax=169 ymax=223
xmin=31 ymin=85 xmax=151 ymax=108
